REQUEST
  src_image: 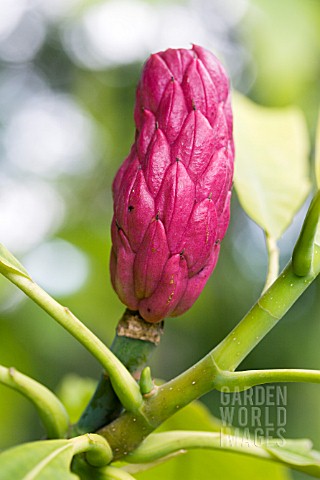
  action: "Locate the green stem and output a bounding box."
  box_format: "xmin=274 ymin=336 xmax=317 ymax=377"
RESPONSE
xmin=124 ymin=453 xmax=184 ymax=475
xmin=0 ymin=365 xmax=69 ymax=439
xmin=98 ymin=251 xmax=320 ymax=459
xmin=72 ymin=455 xmax=136 ymax=480
xmin=76 ymin=312 xmax=162 ymax=434
xmin=212 ymin=251 xmax=320 ymax=371
xmin=100 ymin=466 xmax=137 ymax=480
xmin=1 ymin=271 xmax=142 ymax=414
xmin=125 ymin=431 xmax=320 ymax=479
xmin=72 ymin=434 xmax=113 ymax=467
xmin=292 ymin=190 xmax=320 ymax=276
xmin=140 ymin=367 xmax=154 ymax=395
xmin=263 ymin=234 xmax=279 ymax=293
xmin=126 ymin=430 xmax=270 ymax=464
xmin=98 ymin=354 xmax=222 ymax=458
xmin=215 ymin=368 xmax=320 ymax=391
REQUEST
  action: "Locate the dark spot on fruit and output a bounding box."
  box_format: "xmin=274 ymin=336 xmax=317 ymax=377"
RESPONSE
xmin=147 ymin=308 xmax=151 ymax=312
xmin=128 ymin=205 xmax=134 ymax=212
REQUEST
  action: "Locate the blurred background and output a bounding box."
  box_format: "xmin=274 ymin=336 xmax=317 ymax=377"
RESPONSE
xmin=0 ymin=1 xmax=320 ymax=478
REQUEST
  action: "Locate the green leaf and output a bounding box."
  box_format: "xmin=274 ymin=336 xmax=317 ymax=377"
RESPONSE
xmin=0 ymin=243 xmax=30 ymax=278
xmin=233 ymin=93 xmax=310 ymax=240
xmin=0 ymin=440 xmax=78 ymax=480
xmin=57 ymin=374 xmax=96 ymax=424
xmin=266 ymin=439 xmax=316 ymax=465
xmin=266 ymin=439 xmax=320 ymax=477
xmin=130 ymin=401 xmax=290 ymax=480
xmin=0 ymin=435 xmax=113 ymax=480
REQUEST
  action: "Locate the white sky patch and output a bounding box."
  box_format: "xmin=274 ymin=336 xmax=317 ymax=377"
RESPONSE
xmin=36 ymin=0 xmax=82 ymax=20
xmin=0 ymin=178 xmax=65 ymax=253
xmin=23 ymin=239 xmax=89 ymax=297
xmin=4 ymin=93 xmax=95 ymax=178
xmin=63 ymin=0 xmax=208 ymax=69
xmin=0 ymin=66 xmax=48 ymax=117
xmin=151 ymin=5 xmax=208 ymax=52
xmin=0 ymin=0 xmax=28 ymax=40
xmin=64 ymin=0 xmax=156 ymax=69
xmin=82 ymin=0 xmax=156 ymax=65
xmin=0 ymin=9 xmax=46 ymax=63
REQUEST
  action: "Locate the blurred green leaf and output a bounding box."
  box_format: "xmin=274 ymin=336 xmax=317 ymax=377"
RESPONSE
xmin=155 ymin=400 xmax=222 ymax=433
xmin=241 ymin=0 xmax=320 ymax=107
xmin=266 ymin=439 xmax=320 ymax=477
xmin=57 ymin=374 xmax=96 ymax=424
xmin=0 ymin=440 xmax=78 ymax=480
xmin=131 ymin=401 xmax=290 ymax=480
xmin=266 ymin=439 xmax=316 ymax=466
xmin=0 ymin=244 xmax=30 ymax=279
xmin=233 ymin=93 xmax=310 ymax=240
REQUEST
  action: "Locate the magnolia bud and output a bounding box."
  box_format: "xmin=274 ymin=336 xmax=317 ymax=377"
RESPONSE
xmin=110 ymin=45 xmax=234 ymax=323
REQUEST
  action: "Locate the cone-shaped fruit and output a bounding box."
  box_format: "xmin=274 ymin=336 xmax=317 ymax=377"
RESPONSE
xmin=111 ymin=45 xmax=234 ymax=323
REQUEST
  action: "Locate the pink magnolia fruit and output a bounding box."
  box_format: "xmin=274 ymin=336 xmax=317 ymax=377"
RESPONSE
xmin=110 ymin=45 xmax=234 ymax=323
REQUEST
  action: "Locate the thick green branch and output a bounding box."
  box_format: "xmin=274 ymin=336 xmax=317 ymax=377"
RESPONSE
xmin=0 ymin=365 xmax=69 ymax=439
xmin=98 ymin=355 xmax=222 ymax=457
xmin=212 ymin=250 xmax=320 ymax=371
xmin=98 ymin=252 xmax=320 ymax=458
xmin=76 ymin=313 xmax=162 ymax=434
xmin=215 ymin=189 xmax=320 ymax=371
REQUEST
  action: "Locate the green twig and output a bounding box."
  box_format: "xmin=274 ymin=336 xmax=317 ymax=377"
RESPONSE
xmin=212 ymin=250 xmax=320 ymax=371
xmin=72 ymin=434 xmax=113 ymax=467
xmin=292 ymin=190 xmax=320 ymax=276
xmin=139 ymin=367 xmax=154 ymax=395
xmin=215 ymin=368 xmax=320 ymax=392
xmin=263 ymin=234 xmax=279 ymax=293
xmin=127 ymin=430 xmax=270 ymax=464
xmin=125 ymin=431 xmax=320 ymax=478
xmin=0 ymin=365 xmax=69 ymax=439
xmin=100 ymin=466 xmax=137 ymax=480
xmin=1 ymin=271 xmax=142 ymax=414
xmin=98 ymin=250 xmax=320 ymax=458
